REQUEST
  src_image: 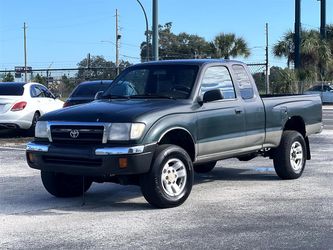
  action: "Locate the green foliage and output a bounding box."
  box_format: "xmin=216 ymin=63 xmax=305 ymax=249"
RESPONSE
xmin=2 ymin=72 xmax=14 ymax=82
xmin=140 ymin=22 xmax=249 ymax=61
xmin=32 ymin=73 xmax=46 ymax=85
xmin=269 ymin=66 xmax=298 ymax=94
xmin=252 ymin=72 xmax=266 ymax=94
xmin=273 ymin=25 xmax=333 ymax=82
xmin=77 ymin=55 xmax=131 ymax=81
xmin=212 ymin=33 xmax=250 ymax=59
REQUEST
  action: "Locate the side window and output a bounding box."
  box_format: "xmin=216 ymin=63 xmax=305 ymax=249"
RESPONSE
xmin=39 ymin=85 xmax=53 ymax=98
xmin=201 ymin=66 xmax=236 ymax=99
xmin=31 ymin=86 xmax=44 ymax=97
xmin=30 ymin=86 xmax=37 ymax=97
xmin=232 ymin=65 xmax=254 ymax=100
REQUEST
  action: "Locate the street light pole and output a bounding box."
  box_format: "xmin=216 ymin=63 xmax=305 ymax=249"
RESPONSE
xmin=152 ymin=0 xmax=158 ymax=61
xmin=136 ymin=0 xmax=149 ymax=62
xmin=319 ymin=0 xmax=326 ymax=39
xmin=294 ymin=0 xmax=301 ymax=69
xmin=23 ymin=22 xmax=27 ymax=82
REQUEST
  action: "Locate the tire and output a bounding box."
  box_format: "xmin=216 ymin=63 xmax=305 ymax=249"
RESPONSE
xmin=41 ymin=171 xmax=92 ymax=197
xmin=273 ymin=130 xmax=306 ymax=180
xmin=28 ymin=112 xmax=40 ymax=136
xmin=193 ymin=161 xmax=217 ymax=173
xmin=140 ymin=145 xmax=193 ymax=208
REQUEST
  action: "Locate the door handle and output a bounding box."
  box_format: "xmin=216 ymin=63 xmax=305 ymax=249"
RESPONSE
xmin=235 ymin=108 xmax=242 ymax=114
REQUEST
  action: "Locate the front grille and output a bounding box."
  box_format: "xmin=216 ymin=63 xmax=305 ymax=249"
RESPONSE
xmin=50 ymin=125 xmax=104 ymax=144
xmin=43 ymin=155 xmax=102 ymax=167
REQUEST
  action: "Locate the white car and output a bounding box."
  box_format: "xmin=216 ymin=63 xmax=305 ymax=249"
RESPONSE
xmin=304 ymin=84 xmax=333 ymax=103
xmin=0 ymin=82 xmax=64 ymax=132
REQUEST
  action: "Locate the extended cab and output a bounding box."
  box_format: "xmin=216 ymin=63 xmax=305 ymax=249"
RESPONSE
xmin=26 ymin=60 xmax=322 ymax=208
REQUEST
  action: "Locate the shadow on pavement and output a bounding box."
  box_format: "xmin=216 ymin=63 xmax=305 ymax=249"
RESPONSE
xmin=1 ymin=166 xmax=279 ymax=215
xmin=194 ymin=166 xmax=278 ymax=184
xmin=0 ymin=128 xmax=33 ymax=137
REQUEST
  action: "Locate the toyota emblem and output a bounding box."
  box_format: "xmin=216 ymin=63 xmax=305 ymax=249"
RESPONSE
xmin=69 ymin=129 xmax=80 ymax=138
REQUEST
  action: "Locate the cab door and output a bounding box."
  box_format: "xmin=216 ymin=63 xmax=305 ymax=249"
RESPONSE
xmin=231 ymin=64 xmax=265 ymax=149
xmin=196 ymin=66 xmax=246 ymax=160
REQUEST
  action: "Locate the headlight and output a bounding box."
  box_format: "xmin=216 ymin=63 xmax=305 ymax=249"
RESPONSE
xmin=108 ymin=123 xmax=145 ymax=141
xmin=130 ymin=123 xmax=146 ymax=140
xmin=35 ymin=121 xmax=48 ymax=138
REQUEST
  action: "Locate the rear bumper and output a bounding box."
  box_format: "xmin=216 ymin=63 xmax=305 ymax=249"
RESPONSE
xmin=26 ymin=142 xmax=157 ymax=177
xmin=0 ymin=112 xmax=32 ymax=129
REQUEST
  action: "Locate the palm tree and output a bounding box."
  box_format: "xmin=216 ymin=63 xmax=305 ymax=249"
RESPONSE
xmin=213 ymin=33 xmax=250 ymax=59
xmin=272 ymin=31 xmax=294 ymax=68
xmin=273 ymin=28 xmax=333 ymax=80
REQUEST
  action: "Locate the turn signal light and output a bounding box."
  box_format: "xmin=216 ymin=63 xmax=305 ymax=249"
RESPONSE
xmin=11 ymin=101 xmax=27 ymax=111
xmin=27 ymin=152 xmax=35 ymax=163
xmin=119 ymin=158 xmax=128 ymax=169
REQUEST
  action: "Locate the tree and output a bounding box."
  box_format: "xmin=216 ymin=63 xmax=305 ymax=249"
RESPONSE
xmin=212 ymin=33 xmax=250 ymax=59
xmin=140 ymin=23 xmax=251 ymax=62
xmin=273 ymin=26 xmax=333 ymax=81
xmin=140 ymin=22 xmax=214 ymax=61
xmin=77 ymin=55 xmax=131 ymax=81
xmin=269 ymin=66 xmax=298 ymax=94
xmin=2 ymin=72 xmax=14 ymax=82
xmin=32 ymin=73 xmax=46 ymax=85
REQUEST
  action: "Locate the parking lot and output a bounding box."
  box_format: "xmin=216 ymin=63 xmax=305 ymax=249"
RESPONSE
xmin=0 ymin=112 xmax=332 ymax=249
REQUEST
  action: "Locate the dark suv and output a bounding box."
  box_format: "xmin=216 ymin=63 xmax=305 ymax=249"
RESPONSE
xmin=63 ymin=80 xmax=113 ymax=107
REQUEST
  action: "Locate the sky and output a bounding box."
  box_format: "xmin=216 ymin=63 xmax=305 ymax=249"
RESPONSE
xmin=0 ymin=0 xmax=332 ymax=70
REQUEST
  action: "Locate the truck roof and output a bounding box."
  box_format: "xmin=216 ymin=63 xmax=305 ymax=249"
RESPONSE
xmin=133 ymin=59 xmax=245 ymax=67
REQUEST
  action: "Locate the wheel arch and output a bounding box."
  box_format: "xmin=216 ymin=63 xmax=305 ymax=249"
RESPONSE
xmin=158 ymin=127 xmax=196 ymax=162
xmin=283 ymin=116 xmax=310 ymax=160
xmin=283 ymin=116 xmax=306 ymax=137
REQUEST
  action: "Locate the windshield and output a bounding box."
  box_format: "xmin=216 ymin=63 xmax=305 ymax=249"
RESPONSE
xmin=0 ymin=83 xmax=24 ymax=96
xmin=103 ymin=65 xmax=199 ymax=99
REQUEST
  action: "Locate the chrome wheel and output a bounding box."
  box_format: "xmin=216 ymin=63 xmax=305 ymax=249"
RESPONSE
xmin=290 ymin=141 xmax=303 ymax=172
xmin=161 ymin=158 xmax=187 ymax=197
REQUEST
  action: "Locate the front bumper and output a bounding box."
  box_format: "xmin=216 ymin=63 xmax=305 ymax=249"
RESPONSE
xmin=26 ymin=142 xmax=156 ymax=177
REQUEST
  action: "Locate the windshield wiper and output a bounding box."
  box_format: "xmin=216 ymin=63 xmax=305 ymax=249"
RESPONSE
xmin=131 ymin=94 xmax=175 ymax=100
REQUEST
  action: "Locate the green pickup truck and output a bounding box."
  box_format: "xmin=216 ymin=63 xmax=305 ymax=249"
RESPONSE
xmin=26 ymin=59 xmax=322 ymax=208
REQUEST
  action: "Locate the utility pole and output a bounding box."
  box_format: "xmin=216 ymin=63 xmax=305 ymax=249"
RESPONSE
xmin=319 ymin=0 xmax=326 ymax=39
xmin=294 ymin=0 xmax=301 ymax=69
xmin=23 ymin=22 xmax=27 ymax=82
xmin=115 ymin=9 xmax=120 ymax=75
xmin=152 ymin=0 xmax=158 ymax=61
xmin=265 ymin=23 xmax=270 ymax=94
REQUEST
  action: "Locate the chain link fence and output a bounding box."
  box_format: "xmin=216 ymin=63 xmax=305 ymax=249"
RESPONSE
xmin=5 ymin=62 xmax=329 ymax=98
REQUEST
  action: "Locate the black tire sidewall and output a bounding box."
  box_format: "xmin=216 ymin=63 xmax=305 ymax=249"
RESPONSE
xmin=141 ymin=145 xmax=193 ymax=208
xmin=41 ymin=171 xmax=92 ymax=197
xmin=274 ymin=131 xmax=306 ymax=179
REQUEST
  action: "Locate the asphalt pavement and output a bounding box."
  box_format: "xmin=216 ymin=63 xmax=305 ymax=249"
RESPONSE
xmin=323 ymin=105 xmax=333 ymax=130
xmin=0 ymin=111 xmax=332 ymax=249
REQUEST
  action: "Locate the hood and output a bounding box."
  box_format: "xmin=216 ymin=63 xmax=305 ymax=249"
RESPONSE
xmin=40 ymin=99 xmax=190 ymax=123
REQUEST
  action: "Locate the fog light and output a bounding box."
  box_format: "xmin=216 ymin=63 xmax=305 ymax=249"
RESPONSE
xmin=119 ymin=158 xmax=128 ymax=169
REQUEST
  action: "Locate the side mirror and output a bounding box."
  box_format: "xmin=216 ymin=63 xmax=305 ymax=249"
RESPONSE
xmin=202 ymin=89 xmax=224 ymax=103
xmin=94 ymin=91 xmax=104 ymax=100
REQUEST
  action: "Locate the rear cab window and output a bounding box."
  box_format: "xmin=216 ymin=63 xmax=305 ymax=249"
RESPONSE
xmin=232 ymin=65 xmax=255 ymax=100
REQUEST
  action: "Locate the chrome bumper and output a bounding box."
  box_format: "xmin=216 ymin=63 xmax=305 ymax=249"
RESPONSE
xmin=26 ymin=142 xmax=145 ymax=155
xmin=26 ymin=143 xmax=49 ymax=152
